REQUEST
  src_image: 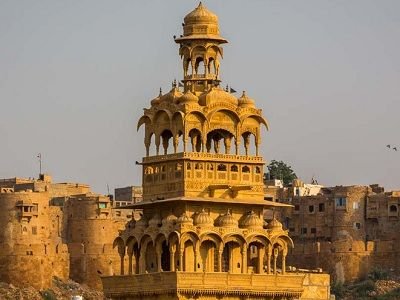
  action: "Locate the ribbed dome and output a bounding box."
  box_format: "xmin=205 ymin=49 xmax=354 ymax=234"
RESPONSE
xmin=176 ymin=213 xmax=194 ymax=225
xmin=177 ymin=90 xmax=199 ymax=105
xmin=159 ymin=86 xmax=183 ymax=104
xmin=215 ymin=211 xmax=238 ymax=228
xmin=266 ymin=217 xmax=283 ymax=231
xmin=162 ymin=213 xmax=177 ymax=227
xmin=184 ymin=2 xmax=218 ymax=25
xmin=240 ymin=211 xmax=263 ymax=229
xmin=238 ymin=91 xmax=255 ymax=108
xmin=198 ymin=87 xmax=238 ymax=106
xmin=193 ymin=209 xmax=214 ymax=226
xmin=148 ymin=214 xmax=162 ymax=228
xmin=150 ymin=88 xmax=162 ymax=106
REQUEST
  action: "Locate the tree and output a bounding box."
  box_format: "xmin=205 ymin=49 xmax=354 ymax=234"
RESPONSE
xmin=265 ymin=160 xmax=297 ymax=186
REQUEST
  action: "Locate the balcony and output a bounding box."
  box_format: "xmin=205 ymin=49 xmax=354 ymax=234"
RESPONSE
xmin=101 ymin=271 xmax=304 ymax=298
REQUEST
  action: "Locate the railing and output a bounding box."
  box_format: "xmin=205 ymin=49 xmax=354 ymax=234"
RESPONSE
xmin=102 ymin=271 xmax=304 ymax=298
xmin=143 ymin=152 xmax=264 ymax=163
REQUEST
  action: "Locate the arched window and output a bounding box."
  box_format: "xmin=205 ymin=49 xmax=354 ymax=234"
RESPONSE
xmin=390 ymin=205 xmax=398 ymax=212
xmin=242 ymin=166 xmax=250 ymax=173
xmin=230 ymin=165 xmax=238 ymax=172
xmin=217 ymin=164 xmax=227 ymax=171
xmin=255 ymin=166 xmax=261 ymax=174
xmin=207 ymin=163 xmax=214 ymax=171
xmin=187 ymin=163 xmax=191 ymax=170
xmin=195 ymin=163 xmax=203 ymax=170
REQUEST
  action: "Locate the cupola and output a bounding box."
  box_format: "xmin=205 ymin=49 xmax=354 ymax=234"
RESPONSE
xmin=239 ymin=211 xmax=263 ymax=229
xmin=193 ymin=209 xmax=214 ymax=226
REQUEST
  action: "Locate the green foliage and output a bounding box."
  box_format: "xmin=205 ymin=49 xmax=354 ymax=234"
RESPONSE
xmin=331 ymin=281 xmax=346 ymax=299
xmin=353 ymin=280 xmax=375 ymax=297
xmin=40 ymin=289 xmax=57 ymax=300
xmin=266 ymin=160 xmax=297 ymax=186
xmin=369 ymin=268 xmax=389 ymax=280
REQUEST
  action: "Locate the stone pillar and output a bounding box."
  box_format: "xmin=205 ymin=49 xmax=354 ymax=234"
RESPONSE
xmin=179 ymin=249 xmax=184 ymax=271
xmin=218 ymin=250 xmax=223 ymax=272
xmin=156 ymin=249 xmax=162 ymax=272
xmin=241 ymin=246 xmax=247 ymax=274
xmin=155 ymin=135 xmax=160 ymax=155
xmin=119 ymin=254 xmax=125 ymax=275
xmin=170 ymin=249 xmax=176 ymax=271
xmin=273 ymin=248 xmax=279 ymax=275
xmin=128 ymin=254 xmax=133 ymax=275
xmin=258 ymin=247 xmax=265 ymax=274
xmin=194 ymin=250 xmax=199 ymax=272
xmin=224 ymin=136 xmax=231 ymax=154
xmin=267 ymin=247 xmax=272 ymax=274
xmin=282 ymin=249 xmax=287 ymax=275
xmin=173 ymin=134 xmax=179 ymax=154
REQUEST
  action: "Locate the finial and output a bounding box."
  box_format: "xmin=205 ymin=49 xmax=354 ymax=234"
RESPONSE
xmin=159 ymin=87 xmax=162 ymax=96
xmin=242 ymin=90 xmax=246 ymax=97
xmin=198 ymin=1 xmax=203 ymax=8
xmin=225 ymin=85 xmax=229 ymax=92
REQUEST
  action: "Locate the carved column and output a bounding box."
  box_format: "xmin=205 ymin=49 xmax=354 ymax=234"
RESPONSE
xmin=258 ymin=246 xmax=265 ymax=274
xmin=282 ymin=248 xmax=287 ymax=275
xmin=155 ymin=135 xmax=161 ymax=155
xmin=128 ymin=254 xmax=133 ymax=275
xmin=156 ymin=249 xmax=162 ymax=272
xmin=224 ymin=136 xmax=232 ymax=154
xmin=273 ymin=248 xmax=279 ymax=275
xmin=170 ymin=249 xmax=176 ymax=271
xmin=173 ymin=134 xmax=179 ymax=154
xmin=179 ymin=248 xmax=184 ymax=271
xmin=243 ymin=134 xmax=250 ymax=156
xmin=267 ymin=247 xmax=272 ymax=274
xmin=162 ymin=136 xmax=169 ymax=155
xmin=241 ymin=244 xmax=247 ymax=274
xmin=218 ymin=249 xmax=223 ymax=272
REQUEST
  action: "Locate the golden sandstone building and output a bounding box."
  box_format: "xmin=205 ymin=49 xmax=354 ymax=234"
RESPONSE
xmin=101 ymin=3 xmax=330 ymax=300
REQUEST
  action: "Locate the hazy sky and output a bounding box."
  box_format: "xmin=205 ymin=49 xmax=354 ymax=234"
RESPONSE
xmin=1 ymin=0 xmax=399 ymax=194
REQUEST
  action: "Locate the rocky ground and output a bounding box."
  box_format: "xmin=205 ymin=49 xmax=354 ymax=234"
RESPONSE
xmin=332 ymin=273 xmax=400 ymax=300
xmin=0 ymin=277 xmax=107 ymax=300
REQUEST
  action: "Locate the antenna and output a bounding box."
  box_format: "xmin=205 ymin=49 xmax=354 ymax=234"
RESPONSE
xmin=37 ymin=153 xmax=42 ymax=174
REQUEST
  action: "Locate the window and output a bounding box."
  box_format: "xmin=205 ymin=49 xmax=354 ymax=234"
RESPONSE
xmin=311 ymin=228 xmax=316 ymax=234
xmin=230 ymin=165 xmax=238 ymax=172
xmin=353 ymin=202 xmax=359 ymax=210
xmin=187 ymin=163 xmax=191 ymax=170
xmin=242 ymin=166 xmax=250 ymax=173
xmin=98 ymin=203 xmax=107 ymax=209
xmin=217 ymin=164 xmax=227 ymax=171
xmin=195 ymin=163 xmax=203 ymax=170
xmin=354 ymin=222 xmax=361 ymax=230
xmin=289 ymin=227 xmax=295 ymax=232
xmin=319 ymin=203 xmax=325 ymax=212
xmin=335 ymin=197 xmax=347 ymax=208
xmin=309 ymin=205 xmax=314 ymax=213
xmin=389 ymin=205 xmax=398 ymax=212
xmin=207 ymin=163 xmax=214 ymax=171
xmin=32 ymin=226 xmax=37 ymax=235
xmin=301 ymin=227 xmax=307 ymax=234
xmin=294 ymin=205 xmax=300 ymax=211
xmin=255 ymin=166 xmax=261 ymax=174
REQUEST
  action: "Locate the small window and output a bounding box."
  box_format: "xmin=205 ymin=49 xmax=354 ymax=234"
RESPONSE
xmin=289 ymin=227 xmax=295 ymax=232
xmin=389 ymin=205 xmax=397 ymax=212
xmin=301 ymin=227 xmax=307 ymax=234
xmin=175 ymin=163 xmax=182 ymax=171
xmin=98 ymin=203 xmax=107 ymax=209
xmin=195 ymin=163 xmax=203 ymax=170
xmin=161 ymin=165 xmax=166 ymax=172
xmin=231 ymin=165 xmax=238 ymax=172
xmin=294 ymin=205 xmax=300 ymax=211
xmin=319 ymin=203 xmax=325 ymax=212
xmin=207 ymin=163 xmax=214 ymax=171
xmin=335 ymin=197 xmax=347 ymax=208
xmin=353 ymin=202 xmax=359 ymax=210
xmin=309 ymin=205 xmax=314 ymax=213
xmin=354 ymin=222 xmax=361 ymax=230
xmin=242 ymin=166 xmax=250 ymax=173
xmin=217 ymin=164 xmax=227 ymax=171
xmin=187 ymin=163 xmax=191 ymax=170
xmin=311 ymin=228 xmax=316 ymax=234
xmin=32 ymin=226 xmax=37 ymax=235
xmin=255 ymin=166 xmax=261 ymax=174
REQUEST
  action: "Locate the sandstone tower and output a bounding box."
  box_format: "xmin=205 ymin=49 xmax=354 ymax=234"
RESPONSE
xmin=101 ymin=3 xmax=330 ymax=300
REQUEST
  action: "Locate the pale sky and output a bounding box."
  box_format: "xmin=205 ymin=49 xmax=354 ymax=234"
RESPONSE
xmin=0 ymin=0 xmax=399 ymax=194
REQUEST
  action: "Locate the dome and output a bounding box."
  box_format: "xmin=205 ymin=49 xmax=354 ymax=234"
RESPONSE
xmin=266 ymin=217 xmax=283 ymax=231
xmin=237 ymin=91 xmax=255 ymax=108
xmin=150 ymin=88 xmax=162 ymax=106
xmin=176 ymin=213 xmax=194 ymax=226
xmin=198 ymin=87 xmax=238 ymax=106
xmin=148 ymin=214 xmax=162 ymax=227
xmin=162 ymin=214 xmax=177 ymax=227
xmin=177 ymin=90 xmax=199 ymax=105
xmin=215 ymin=211 xmax=238 ymax=228
xmin=159 ymin=86 xmax=183 ymax=104
xmin=184 ymin=2 xmax=218 ymax=25
xmin=193 ymin=209 xmax=214 ymax=226
xmin=240 ymin=211 xmax=263 ymax=229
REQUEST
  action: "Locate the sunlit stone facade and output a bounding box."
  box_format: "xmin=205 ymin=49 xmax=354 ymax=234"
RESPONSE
xmin=101 ymin=3 xmax=330 ymax=300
